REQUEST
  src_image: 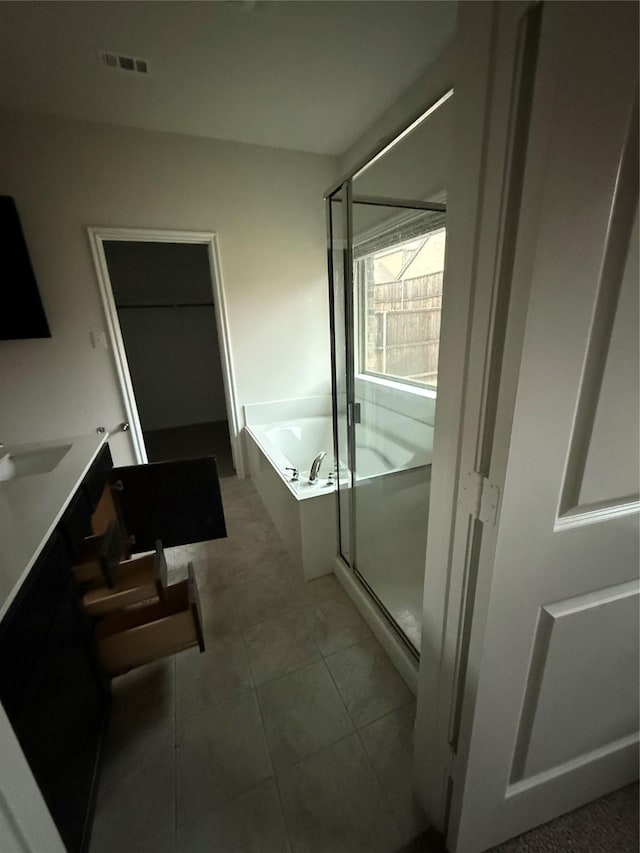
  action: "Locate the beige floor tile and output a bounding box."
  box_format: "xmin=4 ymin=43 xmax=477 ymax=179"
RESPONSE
xmin=107 ymin=657 xmax=174 ymax=732
xmin=284 ymin=573 xmax=348 ymax=610
xmin=91 ymin=744 xmax=175 ymax=853
xmin=257 ymin=659 xmax=353 ymax=771
xmin=326 ymin=638 xmax=413 ymax=728
xmin=304 ymin=595 xmax=371 ymax=656
xmin=244 ymin=610 xmax=321 ymax=685
xmin=233 ymin=574 xmax=298 ymax=626
xmin=198 ymin=585 xmax=244 ymax=641
xmin=99 ymin=659 xmax=175 ymax=789
xmin=176 ymin=691 xmax=273 ymax=827
xmin=277 ymin=733 xmax=402 ymax=853
xmin=359 ymin=704 xmax=428 ymax=843
xmin=175 ymin=635 xmax=254 ymax=721
xmin=178 ymin=779 xmax=291 ymax=853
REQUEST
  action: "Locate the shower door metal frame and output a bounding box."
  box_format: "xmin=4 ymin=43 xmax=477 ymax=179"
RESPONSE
xmin=327 ymin=175 xmax=449 ymax=660
xmin=326 ymin=85 xmax=454 ymax=657
xmin=326 ymin=191 xmax=355 ymax=569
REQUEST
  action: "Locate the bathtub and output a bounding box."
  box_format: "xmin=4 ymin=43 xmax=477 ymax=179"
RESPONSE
xmin=251 ymin=417 xmax=337 ymax=496
xmin=243 ymin=396 xmax=433 ymax=582
xmin=244 ymin=410 xmax=338 ymax=581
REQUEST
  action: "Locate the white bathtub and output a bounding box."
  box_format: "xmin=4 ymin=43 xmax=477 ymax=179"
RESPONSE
xmin=253 ymin=417 xmax=336 ymax=497
xmin=244 ymin=396 xmax=434 ymax=582
xmin=244 ymin=413 xmax=337 ymax=580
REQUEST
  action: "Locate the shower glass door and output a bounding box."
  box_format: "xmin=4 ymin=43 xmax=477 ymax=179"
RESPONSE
xmin=328 ymin=91 xmax=452 ymax=653
xmin=350 ymin=197 xmax=445 ymax=650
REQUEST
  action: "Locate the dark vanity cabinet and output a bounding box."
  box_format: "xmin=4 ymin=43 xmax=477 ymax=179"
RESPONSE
xmin=0 ymin=442 xmax=226 ymax=852
xmin=0 ymin=531 xmax=108 ymax=853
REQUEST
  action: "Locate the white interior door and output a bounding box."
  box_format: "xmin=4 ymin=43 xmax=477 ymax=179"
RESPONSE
xmin=448 ymin=3 xmax=639 ymax=851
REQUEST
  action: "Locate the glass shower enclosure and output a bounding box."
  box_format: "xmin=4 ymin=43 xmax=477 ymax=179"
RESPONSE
xmin=326 ymin=92 xmax=452 ymax=653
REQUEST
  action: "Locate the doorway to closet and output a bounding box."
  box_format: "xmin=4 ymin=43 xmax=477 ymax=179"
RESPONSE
xmin=89 ymin=229 xmax=241 ymax=477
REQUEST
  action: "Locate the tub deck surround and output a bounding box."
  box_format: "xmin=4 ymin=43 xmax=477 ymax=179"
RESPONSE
xmin=0 ymin=432 xmax=108 ymax=621
xmin=244 ymin=422 xmax=337 ymax=581
xmin=244 ymin=396 xmax=337 ymax=581
xmin=243 ymin=395 xmax=434 ymax=587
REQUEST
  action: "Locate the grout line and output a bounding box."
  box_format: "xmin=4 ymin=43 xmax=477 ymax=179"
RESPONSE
xmin=322 ymin=640 xmax=414 ymax=842
xmin=323 ymin=644 xmax=360 ymax=732
xmin=274 ymin=728 xmax=356 ymax=777
xmin=272 ymin=773 xmax=295 ymax=853
xmin=355 ymin=696 xmax=417 ymax=732
xmin=325 ymin=633 xmax=411 ymax=834
xmin=249 ymin=652 xmax=324 ymax=692
xmin=251 ymin=659 xmax=295 ymax=852
xmin=354 ymin=723 xmax=406 ymax=841
xmin=318 ymin=632 xmax=374 ymax=662
xmin=254 ymin=655 xmax=323 ymax=693
xmin=322 ymin=637 xmax=414 ymax=733
xmin=233 ymin=590 xmax=259 ymax=693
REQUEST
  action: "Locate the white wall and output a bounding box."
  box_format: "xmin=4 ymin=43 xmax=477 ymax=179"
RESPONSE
xmin=0 ymin=110 xmax=336 ymax=464
xmin=337 ymin=41 xmax=455 ymax=182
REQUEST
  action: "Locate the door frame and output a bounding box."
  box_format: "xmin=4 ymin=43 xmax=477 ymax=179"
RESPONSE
xmin=413 ymin=0 xmax=545 ymax=836
xmin=87 ymin=226 xmax=244 ymax=476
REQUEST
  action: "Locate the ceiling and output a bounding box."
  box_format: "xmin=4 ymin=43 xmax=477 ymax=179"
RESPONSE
xmin=0 ymin=1 xmax=456 ymax=156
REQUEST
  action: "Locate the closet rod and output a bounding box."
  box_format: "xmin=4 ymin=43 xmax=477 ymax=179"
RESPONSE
xmin=117 ymin=302 xmax=214 ymax=309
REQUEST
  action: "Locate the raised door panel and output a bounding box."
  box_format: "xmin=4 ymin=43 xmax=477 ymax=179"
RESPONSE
xmin=512 ymin=582 xmax=639 ymax=782
xmin=577 ymin=204 xmax=639 ymax=508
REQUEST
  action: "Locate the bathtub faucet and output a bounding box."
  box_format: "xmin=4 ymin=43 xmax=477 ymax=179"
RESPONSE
xmin=308 ymin=451 xmax=327 ymax=484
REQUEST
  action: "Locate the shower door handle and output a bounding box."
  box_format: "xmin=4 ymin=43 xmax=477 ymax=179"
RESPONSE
xmin=347 ymin=402 xmax=361 ymax=426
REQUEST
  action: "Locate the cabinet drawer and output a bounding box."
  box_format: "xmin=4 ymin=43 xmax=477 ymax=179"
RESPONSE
xmin=94 ymin=564 xmax=204 ymax=676
xmin=91 ymin=480 xmax=130 ymax=546
xmin=73 ymin=520 xmax=124 ymax=588
xmin=82 ymin=541 xmax=167 ymax=616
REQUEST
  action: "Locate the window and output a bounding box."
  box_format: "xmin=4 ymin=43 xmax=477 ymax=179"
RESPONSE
xmin=355 ymin=225 xmax=446 ymax=390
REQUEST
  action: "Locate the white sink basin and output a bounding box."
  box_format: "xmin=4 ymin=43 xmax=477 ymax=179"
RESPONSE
xmin=0 ymin=444 xmax=72 ymax=482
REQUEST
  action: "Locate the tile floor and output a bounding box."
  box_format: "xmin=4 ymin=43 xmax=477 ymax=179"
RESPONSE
xmin=90 ymin=475 xmax=427 ymax=853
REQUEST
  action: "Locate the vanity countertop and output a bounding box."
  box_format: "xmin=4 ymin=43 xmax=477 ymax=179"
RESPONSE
xmin=0 ymin=433 xmax=108 ymax=622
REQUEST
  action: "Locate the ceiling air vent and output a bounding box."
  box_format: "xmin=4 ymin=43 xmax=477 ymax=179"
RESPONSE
xmin=98 ymin=49 xmax=149 ymax=75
